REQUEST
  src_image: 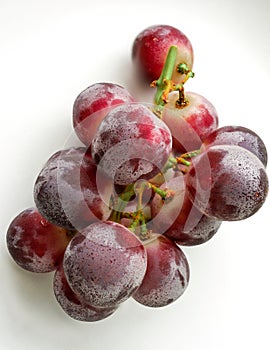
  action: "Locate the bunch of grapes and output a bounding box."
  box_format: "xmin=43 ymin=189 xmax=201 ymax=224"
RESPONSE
xmin=6 ymin=24 xmax=269 ymax=322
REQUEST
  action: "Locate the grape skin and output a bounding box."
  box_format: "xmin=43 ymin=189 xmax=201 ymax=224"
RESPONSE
xmin=201 ymin=125 xmax=268 ymax=167
xmin=150 ymin=175 xmax=186 ymax=234
xmin=91 ymin=103 xmax=172 ymax=185
xmin=73 ymin=82 xmax=135 ymax=146
xmin=186 ymin=145 xmax=269 ymax=221
xmin=53 ymin=264 xmax=117 ymax=322
xmin=132 ymin=234 xmax=190 ymax=308
xmin=162 ymin=91 xmax=219 ymax=153
xmin=151 ymin=176 xmax=222 ymax=246
xmin=6 ymin=208 xmax=71 ymax=273
xmin=63 ymin=221 xmax=147 ymax=308
xmin=132 ymin=24 xmax=194 ymax=83
xmin=34 ymin=147 xmax=112 ymax=230
xmin=173 ymin=214 xmax=221 ymax=246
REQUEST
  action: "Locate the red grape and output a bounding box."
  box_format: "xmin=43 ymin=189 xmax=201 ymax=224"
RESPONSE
xmin=172 ymin=214 xmax=221 ymax=246
xmin=53 ymin=264 xmax=118 ymax=322
xmin=133 ymin=234 xmax=189 ymax=307
xmin=63 ymin=221 xmax=147 ymax=308
xmin=186 ymin=145 xmax=269 ymax=221
xmin=201 ymin=125 xmax=268 ymax=166
xmin=73 ymin=82 xmax=135 ymax=146
xmin=34 ymin=147 xmax=112 ymax=230
xmin=162 ymin=91 xmax=219 ymax=153
xmin=132 ymin=24 xmax=193 ymax=84
xmin=91 ymin=103 xmax=172 ymax=185
xmin=151 ymin=176 xmax=221 ymax=245
xmin=6 ymin=208 xmax=71 ymax=273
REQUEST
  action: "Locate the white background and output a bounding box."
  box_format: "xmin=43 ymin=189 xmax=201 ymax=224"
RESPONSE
xmin=1 ymin=0 xmax=270 ymax=349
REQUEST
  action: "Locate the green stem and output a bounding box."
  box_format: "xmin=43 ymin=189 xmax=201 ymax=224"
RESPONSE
xmin=177 ymin=158 xmax=191 ymax=166
xmin=175 ymin=148 xmax=201 ymax=167
xmin=129 ymin=209 xmax=149 ymax=240
xmin=157 ymin=149 xmax=201 ymax=174
xmin=149 ymin=183 xmax=171 ymax=200
xmin=176 ymin=63 xmax=195 ymax=83
xmin=152 ymin=45 xmax=178 ymax=109
xmin=109 ymin=184 xmax=135 ymax=222
xmin=181 ymin=149 xmax=201 ymax=159
xmin=140 ymin=215 xmax=148 ymax=239
xmin=165 ymin=156 xmax=178 ymax=170
xmin=129 ymin=181 xmax=145 ymax=231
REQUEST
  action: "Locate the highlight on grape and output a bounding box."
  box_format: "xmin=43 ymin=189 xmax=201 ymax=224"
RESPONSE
xmin=6 ymin=24 xmax=268 ymax=322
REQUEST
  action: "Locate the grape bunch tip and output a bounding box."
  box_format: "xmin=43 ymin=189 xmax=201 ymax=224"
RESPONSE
xmin=6 ymin=24 xmax=269 ymax=322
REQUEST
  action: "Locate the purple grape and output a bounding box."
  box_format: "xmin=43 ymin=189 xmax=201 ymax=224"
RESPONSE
xmin=202 ymin=125 xmax=268 ymax=166
xmin=6 ymin=208 xmax=71 ymax=273
xmin=34 ymin=147 xmax=112 ymax=230
xmin=53 ymin=264 xmax=118 ymax=322
xmin=172 ymin=214 xmax=221 ymax=246
xmin=91 ymin=103 xmax=172 ymax=185
xmin=151 ymin=176 xmax=222 ymax=246
xmin=63 ymin=221 xmax=147 ymax=308
xmin=186 ymin=145 xmax=269 ymax=221
xmin=132 ymin=234 xmax=189 ymax=307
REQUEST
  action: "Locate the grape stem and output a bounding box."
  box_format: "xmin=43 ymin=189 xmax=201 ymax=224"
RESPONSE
xmin=175 ymin=85 xmax=189 ymax=109
xmin=129 ymin=181 xmax=148 ymax=239
xmin=151 ymin=45 xmax=178 ymax=109
xmin=181 ymin=149 xmax=201 ymax=159
xmin=164 ymin=149 xmax=201 ymax=173
xmin=109 ymin=184 xmax=135 ymax=222
xmin=151 ymin=46 xmax=195 ymax=114
xmin=176 ymin=63 xmax=195 ymax=82
xmin=175 ymin=149 xmax=201 ymax=167
xmin=127 ymin=180 xmax=175 ymax=240
xmin=148 ymin=183 xmax=174 ymax=201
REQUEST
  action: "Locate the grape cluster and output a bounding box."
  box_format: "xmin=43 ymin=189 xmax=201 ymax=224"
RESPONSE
xmin=6 ymin=24 xmax=269 ymax=322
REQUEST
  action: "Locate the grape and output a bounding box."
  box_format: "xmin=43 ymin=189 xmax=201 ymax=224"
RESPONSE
xmin=6 ymin=23 xmax=270 ymax=322
xmin=73 ymin=82 xmax=135 ymax=146
xmin=186 ymin=145 xmax=269 ymax=221
xmin=172 ymin=214 xmax=221 ymax=246
xmin=162 ymin=91 xmax=219 ymax=153
xmin=53 ymin=264 xmax=117 ymax=322
xmin=132 ymin=234 xmax=189 ymax=307
xmin=6 ymin=208 xmax=71 ymax=273
xmin=34 ymin=147 xmax=112 ymax=230
xmin=132 ymin=24 xmax=193 ymax=84
xmin=63 ymin=221 xmax=147 ymax=308
xmin=201 ymin=125 xmax=268 ymax=167
xmin=91 ymin=103 xmax=172 ymax=185
xmin=151 ymin=176 xmax=222 ymax=245
xmin=150 ymin=174 xmax=185 ymax=232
